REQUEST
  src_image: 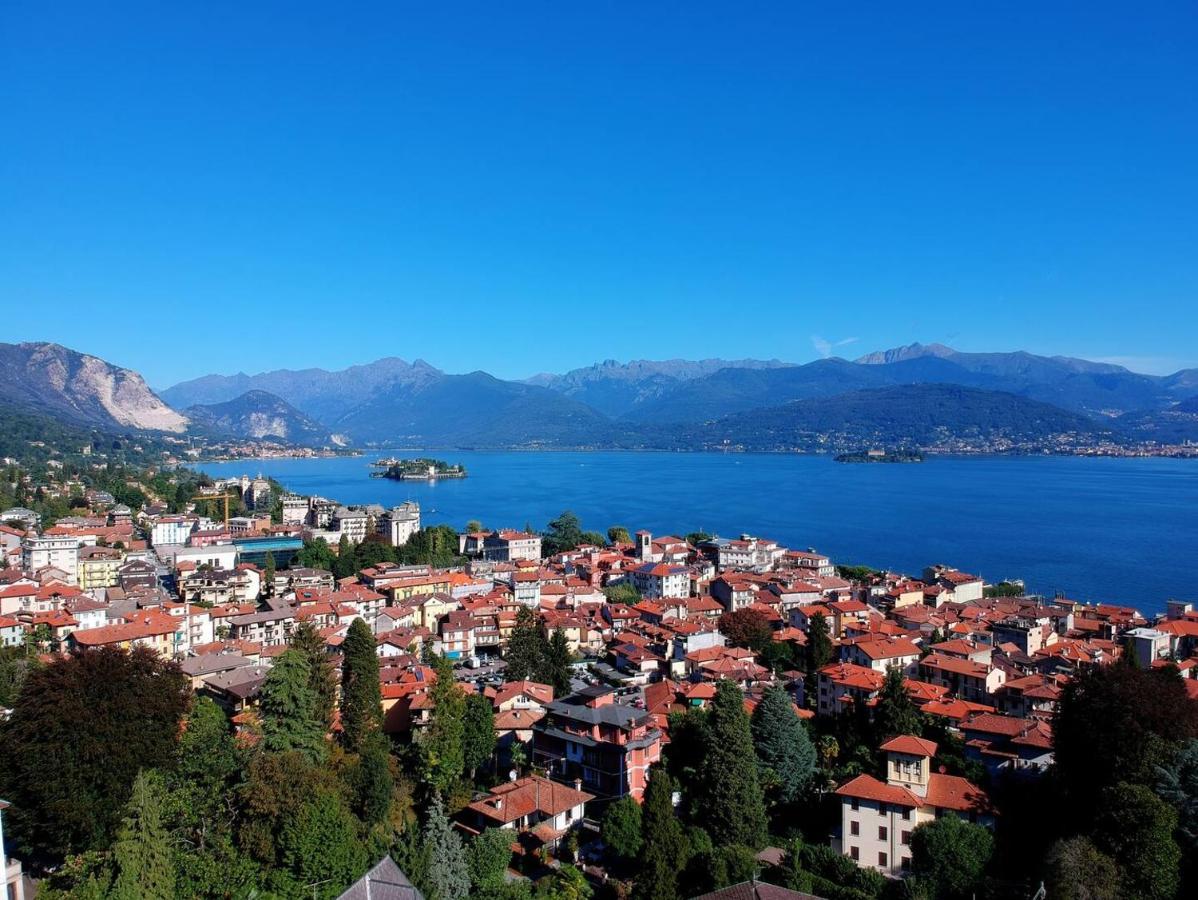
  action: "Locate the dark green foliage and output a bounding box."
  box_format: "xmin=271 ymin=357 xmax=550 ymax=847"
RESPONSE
xmin=462 ymin=691 xmax=497 ymax=778
xmin=354 ymin=734 xmax=396 ymax=825
xmin=910 ymin=815 xmax=993 ymax=900
xmin=543 ymin=510 xmax=584 ymax=555
xmin=422 ymin=655 xmax=466 ymax=795
xmin=579 ymin=530 xmax=609 ymax=547
xmin=636 ymin=768 xmax=688 ymax=900
xmin=0 ymin=644 xmax=34 ymax=707
xmin=334 ymin=534 xmax=357 ymax=579
xmin=166 ymin=696 xmax=242 ymax=845
xmin=701 ymin=681 xmax=768 ymax=849
xmin=236 ymin=750 xmax=343 ymax=868
xmin=422 ymin=794 xmax=470 ymax=900
xmin=872 ymin=665 xmax=923 ymax=743
xmin=0 ymin=646 xmax=189 ymax=864
xmin=290 ymin=620 xmax=337 ymax=730
xmin=1092 ymin=782 xmax=1181 ymax=900
xmin=664 ymin=707 xmax=711 ymax=809
xmin=1157 ymin=737 xmax=1198 ymax=891
xmin=835 ymin=565 xmax=881 ymax=582
xmin=751 ymin=685 xmax=816 ymax=804
xmin=110 ymin=770 xmax=176 ymax=900
xmin=719 ymin=607 xmax=774 ymax=652
xmin=806 ymin=612 xmax=833 ymax=672
xmin=468 ymin=827 xmax=515 ymax=895
xmin=1044 ymin=837 xmax=1121 ymax=900
xmin=800 ymin=843 xmax=888 ymax=898
xmin=279 ymin=791 xmax=369 ymax=898
xmin=685 ymin=531 xmax=711 ymax=546
xmin=296 ymin=537 xmax=336 ymax=571
xmin=601 ymin=796 xmax=643 ymax=862
xmin=505 ymin=606 xmax=548 ymax=681
xmin=340 ymin=618 xmax=382 ymax=751
xmin=544 ymin=628 xmax=574 ymax=696
xmin=1055 ymin=663 xmax=1198 ymax=817
xmin=705 ymin=845 xmax=759 ymax=892
xmin=397 ymin=525 xmax=464 ymax=567
xmin=259 ymin=648 xmax=327 ymax=761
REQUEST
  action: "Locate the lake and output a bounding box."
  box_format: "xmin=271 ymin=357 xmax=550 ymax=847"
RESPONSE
xmin=200 ymin=452 xmax=1198 ymax=613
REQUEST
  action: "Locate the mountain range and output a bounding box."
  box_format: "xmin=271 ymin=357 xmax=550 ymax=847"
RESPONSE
xmin=3 ymin=341 xmax=1198 ymax=452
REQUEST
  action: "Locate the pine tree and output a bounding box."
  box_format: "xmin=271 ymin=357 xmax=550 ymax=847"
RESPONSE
xmin=703 ymin=681 xmax=768 ymax=849
xmin=168 ymin=695 xmax=240 ymax=844
xmin=259 ymin=649 xmax=326 ymax=761
xmin=636 ymin=767 xmax=688 ymax=900
xmin=806 ymin=613 xmax=833 ymax=672
xmin=422 ymin=654 xmax=466 ymax=794
xmin=423 ymin=794 xmax=470 ymax=900
xmin=873 ymin=665 xmax=923 ymax=743
xmin=290 ymin=620 xmax=337 ymax=730
xmin=340 ymin=618 xmax=382 ymax=752
xmin=355 ymin=732 xmax=395 ymax=825
xmin=751 ymin=685 xmax=816 ymax=804
xmin=110 ymin=770 xmax=177 ymax=900
xmin=505 ymin=606 xmax=547 ymax=682
xmin=462 ymin=691 xmax=496 ymax=779
xmin=542 ymin=628 xmax=574 ymax=697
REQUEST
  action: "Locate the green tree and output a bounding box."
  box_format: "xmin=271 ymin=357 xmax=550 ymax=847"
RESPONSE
xmin=702 ymin=681 xmax=768 ymax=849
xmin=166 ymin=696 xmax=241 ymax=847
xmin=543 ymin=628 xmax=574 ymax=697
xmin=543 ymin=510 xmax=584 ymax=556
xmin=0 ymin=646 xmax=189 ymax=863
xmin=259 ymin=649 xmax=326 ymax=761
xmin=751 ymin=685 xmax=816 ymax=804
xmin=601 ymin=582 xmax=641 ymax=605
xmin=1092 ymin=782 xmax=1180 ymax=900
xmin=806 ymin=612 xmax=833 ymax=672
xmin=462 ymin=691 xmax=497 ymax=779
xmin=423 ymin=794 xmax=470 ymax=900
xmin=262 ymin=550 xmax=276 ymax=590
xmin=340 ymin=618 xmax=382 ymax=752
xmin=422 ymin=655 xmax=466 ymax=795
xmin=1157 ymin=737 xmax=1198 ymax=855
xmin=353 ymin=733 xmax=395 ymax=825
xmin=1055 ymin=663 xmax=1198 ymax=817
xmin=537 ymin=864 xmax=591 ymax=899
xmin=636 ymin=768 xmax=688 ymax=900
xmin=601 ymin=796 xmax=642 ymax=863
xmin=296 ymin=537 xmax=336 ymax=571
xmin=468 ymin=827 xmax=514 ymax=895
xmin=465 ymin=519 xmax=484 ymax=534
xmin=290 ymin=620 xmax=337 ymax=730
xmin=333 ymin=533 xmax=359 ymax=579
xmin=110 ymin=770 xmax=176 ymax=900
xmin=505 ymin=606 xmax=547 ymax=681
xmin=872 ymin=665 xmax=923 ymax=742
xmin=607 ymin=526 xmax=631 ymax=544
xmin=1044 ymin=837 xmax=1121 ymax=900
xmin=398 ymin=525 xmax=463 ymax=567
xmin=279 ymin=791 xmax=369 ymax=898
xmin=910 ymin=815 xmax=993 ymax=900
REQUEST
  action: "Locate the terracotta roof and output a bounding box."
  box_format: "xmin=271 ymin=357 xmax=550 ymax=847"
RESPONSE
xmin=880 ymin=735 xmax=938 ymax=757
xmin=467 ymin=775 xmax=593 ymax=825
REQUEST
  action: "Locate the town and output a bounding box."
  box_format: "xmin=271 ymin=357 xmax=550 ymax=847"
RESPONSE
xmin=0 ymin=461 xmax=1196 ymax=900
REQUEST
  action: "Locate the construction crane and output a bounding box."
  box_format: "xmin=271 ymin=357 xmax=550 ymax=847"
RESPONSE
xmin=190 ymin=492 xmax=237 ymax=523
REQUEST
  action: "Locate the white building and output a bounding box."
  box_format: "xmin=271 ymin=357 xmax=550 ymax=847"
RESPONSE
xmin=151 ymin=516 xmax=195 ymax=547
xmin=631 ymin=562 xmax=691 ymax=599
xmin=378 ymin=502 xmax=421 ymax=546
xmin=332 ymin=506 xmax=370 ymax=544
xmin=281 ymin=494 xmax=309 ymax=525
xmin=22 ymin=535 xmax=81 ymax=584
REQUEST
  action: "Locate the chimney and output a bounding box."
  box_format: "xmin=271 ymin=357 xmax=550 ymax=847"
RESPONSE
xmin=495 ymin=798 xmax=503 ymax=810
xmin=574 ymin=778 xmax=582 ymax=792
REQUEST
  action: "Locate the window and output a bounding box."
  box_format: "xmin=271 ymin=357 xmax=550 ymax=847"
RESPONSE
xmin=878 ymin=803 xmax=888 ymax=816
xmin=902 ymin=808 xmax=911 ymax=821
xmin=878 ymin=826 xmax=888 ymax=840
xmin=850 ymin=821 xmax=859 ymax=836
xmin=901 ymin=856 xmax=911 ymax=871
xmin=850 ymin=847 xmax=859 ymax=861
xmin=901 ymin=831 xmax=911 ymax=845
xmin=879 ymin=852 xmax=888 ymax=867
xmin=850 ymin=798 xmax=859 ymax=811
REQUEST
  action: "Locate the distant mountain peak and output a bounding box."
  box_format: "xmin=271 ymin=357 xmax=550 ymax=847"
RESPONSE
xmin=855 ymin=342 xmax=958 ymax=365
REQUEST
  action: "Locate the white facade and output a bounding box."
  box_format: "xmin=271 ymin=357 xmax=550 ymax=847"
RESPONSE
xmin=379 ymin=502 xmax=421 ymax=546
xmin=22 ymin=535 xmax=80 ymax=583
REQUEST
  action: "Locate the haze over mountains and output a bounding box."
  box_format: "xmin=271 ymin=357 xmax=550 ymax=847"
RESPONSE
xmin=4 ymin=341 xmax=1198 ymax=451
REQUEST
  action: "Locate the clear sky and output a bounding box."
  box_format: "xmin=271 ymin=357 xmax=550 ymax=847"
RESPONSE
xmin=2 ymin=1 xmax=1196 ymax=387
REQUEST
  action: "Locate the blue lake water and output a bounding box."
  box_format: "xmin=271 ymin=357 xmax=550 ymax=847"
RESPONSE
xmin=200 ymin=452 xmax=1198 ymax=613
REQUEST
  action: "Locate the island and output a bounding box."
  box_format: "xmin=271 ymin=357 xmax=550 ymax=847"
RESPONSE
xmin=372 ymin=457 xmax=467 ymax=480
xmin=835 ymin=448 xmax=924 ymax=463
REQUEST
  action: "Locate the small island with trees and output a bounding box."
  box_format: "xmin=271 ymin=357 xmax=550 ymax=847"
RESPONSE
xmin=834 ymin=448 xmax=924 ymax=463
xmin=372 ymin=457 xmax=467 ymax=480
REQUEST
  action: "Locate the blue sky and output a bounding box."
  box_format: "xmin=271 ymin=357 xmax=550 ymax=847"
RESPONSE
xmin=2 ymin=2 xmax=1196 ymax=387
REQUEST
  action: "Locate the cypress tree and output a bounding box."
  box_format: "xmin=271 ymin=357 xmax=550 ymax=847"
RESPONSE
xmin=290 ymin=620 xmax=337 ymax=730
xmin=422 ymin=654 xmax=466 ymax=795
xmin=873 ymin=665 xmax=923 ymax=742
xmin=751 ymin=684 xmax=816 ymax=804
xmin=462 ymin=691 xmax=496 ymax=779
xmin=340 ymin=618 xmax=382 ymax=752
xmin=542 ymin=628 xmax=574 ymax=697
xmin=110 ymin=770 xmax=176 ymax=900
xmin=505 ymin=606 xmax=547 ymax=681
xmin=259 ymin=649 xmax=326 ymax=761
xmin=636 ymin=767 xmax=688 ymax=900
xmin=806 ymin=612 xmax=833 ymax=672
xmin=703 ymin=680 xmax=768 ymax=849
xmin=422 ymin=794 xmax=470 ymax=900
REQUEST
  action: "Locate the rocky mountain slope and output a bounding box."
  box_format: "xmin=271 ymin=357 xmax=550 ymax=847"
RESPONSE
xmin=184 ymin=390 xmax=337 ymax=445
xmin=0 ymin=342 xmax=187 ymax=432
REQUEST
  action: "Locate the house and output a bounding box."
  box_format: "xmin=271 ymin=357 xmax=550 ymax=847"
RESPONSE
xmin=835 ymin=736 xmax=992 ymax=877
xmin=68 ymin=609 xmax=184 ymax=658
xmin=840 ymin=638 xmax=921 ymax=674
xmin=332 ymin=506 xmax=370 ymax=543
xmin=76 ymin=545 xmax=124 ymax=590
xmin=335 ymin=856 xmax=423 ymax=900
xmin=463 ymin=775 xmax=593 ymax=849
xmin=378 ymin=502 xmax=421 ymax=546
xmin=532 ymin=686 xmax=663 ymax=800
xmin=21 ymin=535 xmax=81 ymax=584
xmin=917 ymin=654 xmax=1006 ymax=703
xmin=631 ymin=562 xmax=691 ymax=600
